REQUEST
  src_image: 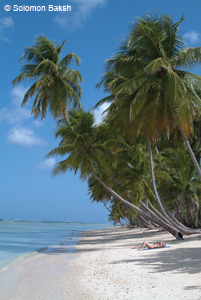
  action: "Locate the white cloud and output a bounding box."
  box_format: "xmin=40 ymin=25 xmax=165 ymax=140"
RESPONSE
xmin=10 ymin=85 xmax=28 ymax=107
xmin=54 ymin=0 xmax=107 ymax=29
xmin=6 ymin=127 xmax=47 ymax=147
xmin=37 ymin=158 xmax=56 ymax=171
xmin=0 ymin=17 xmax=14 ymax=28
xmin=93 ymin=102 xmax=110 ymax=125
xmin=2 ymin=85 xmax=46 ymax=147
xmin=184 ymin=31 xmax=200 ymax=45
xmin=0 ymin=17 xmax=14 ymax=41
xmin=0 ymin=86 xmax=31 ymax=125
xmin=32 ymin=120 xmax=45 ymax=127
xmin=0 ymin=106 xmax=31 ymax=125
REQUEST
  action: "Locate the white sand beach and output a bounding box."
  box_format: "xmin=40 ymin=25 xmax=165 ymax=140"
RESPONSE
xmin=0 ymin=227 xmax=201 ymax=300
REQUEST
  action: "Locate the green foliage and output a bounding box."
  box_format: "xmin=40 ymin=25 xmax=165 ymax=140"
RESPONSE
xmin=13 ymin=35 xmax=82 ymax=120
xmin=47 ymin=109 xmax=116 ymax=180
xmin=97 ymin=13 xmax=201 ymax=142
xmin=42 ymin=14 xmax=201 ymax=228
xmin=155 ymin=142 xmax=201 ymax=225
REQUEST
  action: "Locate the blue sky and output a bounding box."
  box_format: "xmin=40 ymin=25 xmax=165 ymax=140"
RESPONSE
xmin=1 ymin=0 xmax=201 ymax=222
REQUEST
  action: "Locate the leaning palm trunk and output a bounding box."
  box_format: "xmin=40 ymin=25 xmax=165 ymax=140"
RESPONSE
xmin=147 ymin=139 xmax=171 ymax=217
xmin=183 ymin=195 xmax=196 ymax=228
xmin=63 ymin=110 xmax=75 ymax=133
xmin=135 ymin=215 xmax=156 ymax=229
xmin=183 ymin=136 xmax=201 ymax=181
xmin=147 ymin=195 xmax=201 ymax=234
xmin=87 ymin=161 xmax=189 ymax=237
xmin=147 ymin=139 xmax=180 ymax=225
xmin=139 ymin=201 xmax=178 ymax=235
xmin=159 ymin=197 xmax=199 ymax=233
xmin=147 ymin=139 xmax=200 ymax=235
xmin=88 ymin=160 xmax=146 ymax=215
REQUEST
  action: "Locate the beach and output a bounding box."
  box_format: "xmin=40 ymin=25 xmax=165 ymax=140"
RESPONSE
xmin=0 ymin=227 xmax=201 ymax=300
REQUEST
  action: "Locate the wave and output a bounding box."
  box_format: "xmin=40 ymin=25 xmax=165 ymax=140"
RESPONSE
xmin=0 ymin=219 xmax=70 ymax=223
xmin=0 ymin=219 xmax=111 ymax=225
xmin=35 ymin=247 xmax=48 ymax=253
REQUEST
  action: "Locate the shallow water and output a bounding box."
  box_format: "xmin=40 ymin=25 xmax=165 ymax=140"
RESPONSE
xmin=0 ymin=219 xmax=112 ymax=270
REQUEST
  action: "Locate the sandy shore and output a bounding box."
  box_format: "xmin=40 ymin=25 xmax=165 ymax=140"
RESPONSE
xmin=0 ymin=227 xmax=201 ymax=300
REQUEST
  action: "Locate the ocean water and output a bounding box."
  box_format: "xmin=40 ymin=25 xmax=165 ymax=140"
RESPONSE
xmin=0 ymin=219 xmax=112 ymax=270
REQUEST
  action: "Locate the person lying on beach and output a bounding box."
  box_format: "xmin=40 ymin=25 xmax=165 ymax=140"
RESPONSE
xmin=130 ymin=241 xmax=165 ymax=250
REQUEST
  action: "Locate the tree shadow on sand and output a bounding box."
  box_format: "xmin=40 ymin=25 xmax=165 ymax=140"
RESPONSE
xmin=78 ymin=228 xmax=169 ymax=246
xmin=109 ymin=247 xmax=201 ymax=275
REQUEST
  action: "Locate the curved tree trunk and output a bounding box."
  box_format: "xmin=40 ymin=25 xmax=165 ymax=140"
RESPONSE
xmin=139 ymin=205 xmax=160 ymax=229
xmin=136 ymin=215 xmax=155 ymax=229
xmin=87 ymin=160 xmax=192 ymax=237
xmin=147 ymin=139 xmax=172 ymax=217
xmin=159 ymin=197 xmax=197 ymax=233
xmin=183 ymin=194 xmax=196 ymax=228
xmin=88 ymin=161 xmax=147 ymax=216
xmin=64 ymin=109 xmax=75 ymax=133
xmin=146 ymin=139 xmax=200 ymax=235
xmin=183 ymin=135 xmax=201 ymax=181
xmin=139 ymin=202 xmax=178 ymax=235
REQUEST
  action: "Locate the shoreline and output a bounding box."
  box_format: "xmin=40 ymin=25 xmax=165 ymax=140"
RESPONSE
xmin=0 ymin=227 xmax=201 ymax=299
xmin=0 ymin=220 xmax=112 ymax=272
xmin=0 ymin=242 xmax=79 ymax=300
xmin=0 ymin=233 xmax=80 ymax=273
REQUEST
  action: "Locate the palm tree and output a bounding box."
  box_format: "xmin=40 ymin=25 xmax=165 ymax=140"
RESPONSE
xmin=97 ymin=13 xmax=201 ymax=174
xmin=157 ymin=143 xmax=201 ymax=228
xmin=96 ymin=13 xmax=201 ymax=232
xmin=47 ymin=108 xmax=200 ymax=236
xmin=12 ymin=35 xmax=82 ymax=124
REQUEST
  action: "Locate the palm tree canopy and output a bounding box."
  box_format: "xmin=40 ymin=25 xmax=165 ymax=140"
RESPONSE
xmin=13 ymin=35 xmax=83 ymax=120
xmin=97 ymin=13 xmax=201 ymax=142
xmin=46 ymin=108 xmax=115 ymax=180
xmin=47 ymin=108 xmax=156 ymax=209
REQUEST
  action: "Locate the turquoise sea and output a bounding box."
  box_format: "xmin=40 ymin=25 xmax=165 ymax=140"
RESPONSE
xmin=0 ymin=219 xmax=113 ymax=270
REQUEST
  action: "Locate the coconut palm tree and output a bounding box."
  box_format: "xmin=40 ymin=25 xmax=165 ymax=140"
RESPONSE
xmin=47 ymin=108 xmax=200 ymax=236
xmin=96 ymin=13 xmax=201 ymax=232
xmin=87 ymin=138 xmax=154 ymax=227
xmin=157 ymin=143 xmax=201 ymax=228
xmin=97 ymin=13 xmax=201 ymax=176
xmin=12 ymin=35 xmax=82 ymax=123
